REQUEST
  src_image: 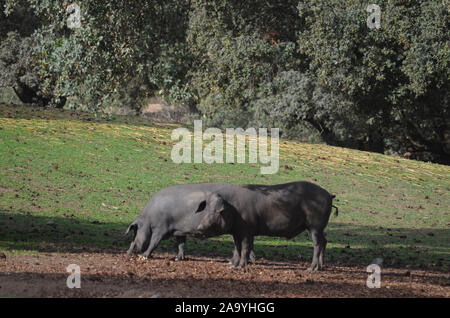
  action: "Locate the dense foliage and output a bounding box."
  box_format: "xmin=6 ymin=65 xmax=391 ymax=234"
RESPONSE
xmin=296 ymin=0 xmax=449 ymax=162
xmin=0 ymin=0 xmax=448 ymax=163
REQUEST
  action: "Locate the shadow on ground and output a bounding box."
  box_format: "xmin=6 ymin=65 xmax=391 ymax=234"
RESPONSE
xmin=0 ymin=211 xmax=448 ymax=270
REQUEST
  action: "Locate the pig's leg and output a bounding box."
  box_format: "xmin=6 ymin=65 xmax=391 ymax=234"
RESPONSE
xmin=126 ymin=241 xmax=136 ymax=255
xmin=230 ymin=234 xmax=242 ymax=267
xmin=230 ymin=235 xmax=255 ymax=264
xmin=141 ymin=230 xmax=164 ymax=259
xmin=229 ymin=247 xmax=238 ymax=265
xmin=249 ymin=240 xmax=256 ymax=264
xmin=175 ymin=236 xmax=186 ymax=261
xmin=238 ymin=235 xmax=253 ymax=268
xmin=308 ymin=229 xmax=325 ymax=271
xmin=319 ymin=234 xmax=327 ymax=268
xmin=229 ymin=246 xmax=240 ymax=266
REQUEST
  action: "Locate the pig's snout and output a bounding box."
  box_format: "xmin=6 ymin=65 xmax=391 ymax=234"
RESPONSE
xmin=196 ymin=223 xmax=206 ymax=232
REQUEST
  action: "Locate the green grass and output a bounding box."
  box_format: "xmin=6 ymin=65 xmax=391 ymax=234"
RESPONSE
xmin=0 ymin=103 xmax=449 ymax=270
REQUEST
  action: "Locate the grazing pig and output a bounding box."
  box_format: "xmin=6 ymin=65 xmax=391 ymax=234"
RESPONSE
xmin=125 ymin=183 xmax=256 ymax=262
xmin=195 ymin=181 xmax=338 ymax=270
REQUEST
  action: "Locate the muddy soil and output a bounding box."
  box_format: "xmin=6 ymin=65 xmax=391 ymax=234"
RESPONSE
xmin=0 ymin=248 xmax=448 ymax=298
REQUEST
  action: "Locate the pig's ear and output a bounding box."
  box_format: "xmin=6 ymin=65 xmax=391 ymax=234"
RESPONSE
xmin=211 ymin=193 xmax=225 ymax=213
xmin=195 ymin=200 xmax=207 ymax=213
xmin=124 ymin=221 xmax=138 ymax=236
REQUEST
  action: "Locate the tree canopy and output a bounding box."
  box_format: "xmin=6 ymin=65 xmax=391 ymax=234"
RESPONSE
xmin=0 ymin=0 xmax=448 ymax=163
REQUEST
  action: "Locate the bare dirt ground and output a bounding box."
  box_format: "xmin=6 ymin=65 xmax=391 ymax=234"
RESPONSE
xmin=0 ymin=248 xmax=449 ymax=298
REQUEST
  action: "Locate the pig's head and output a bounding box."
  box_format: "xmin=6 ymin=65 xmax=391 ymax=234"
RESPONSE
xmin=195 ymin=192 xmax=234 ymax=236
xmin=125 ymin=220 xmax=151 ymax=254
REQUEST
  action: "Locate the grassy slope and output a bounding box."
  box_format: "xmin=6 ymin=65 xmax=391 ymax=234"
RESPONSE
xmin=0 ymin=104 xmax=449 ymax=270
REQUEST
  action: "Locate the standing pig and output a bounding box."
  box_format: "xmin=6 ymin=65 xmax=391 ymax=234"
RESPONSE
xmin=125 ymin=182 xmax=256 ymax=262
xmin=195 ymin=181 xmax=338 ymax=270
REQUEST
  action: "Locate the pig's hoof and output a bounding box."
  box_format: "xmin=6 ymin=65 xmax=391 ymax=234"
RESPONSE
xmin=138 ymin=255 xmax=149 ymax=261
xmin=228 ymin=260 xmax=237 ymax=266
xmin=236 ymin=263 xmax=248 ymax=270
xmin=249 ymin=252 xmax=256 ymax=264
xmin=307 ymin=265 xmax=318 ymax=271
